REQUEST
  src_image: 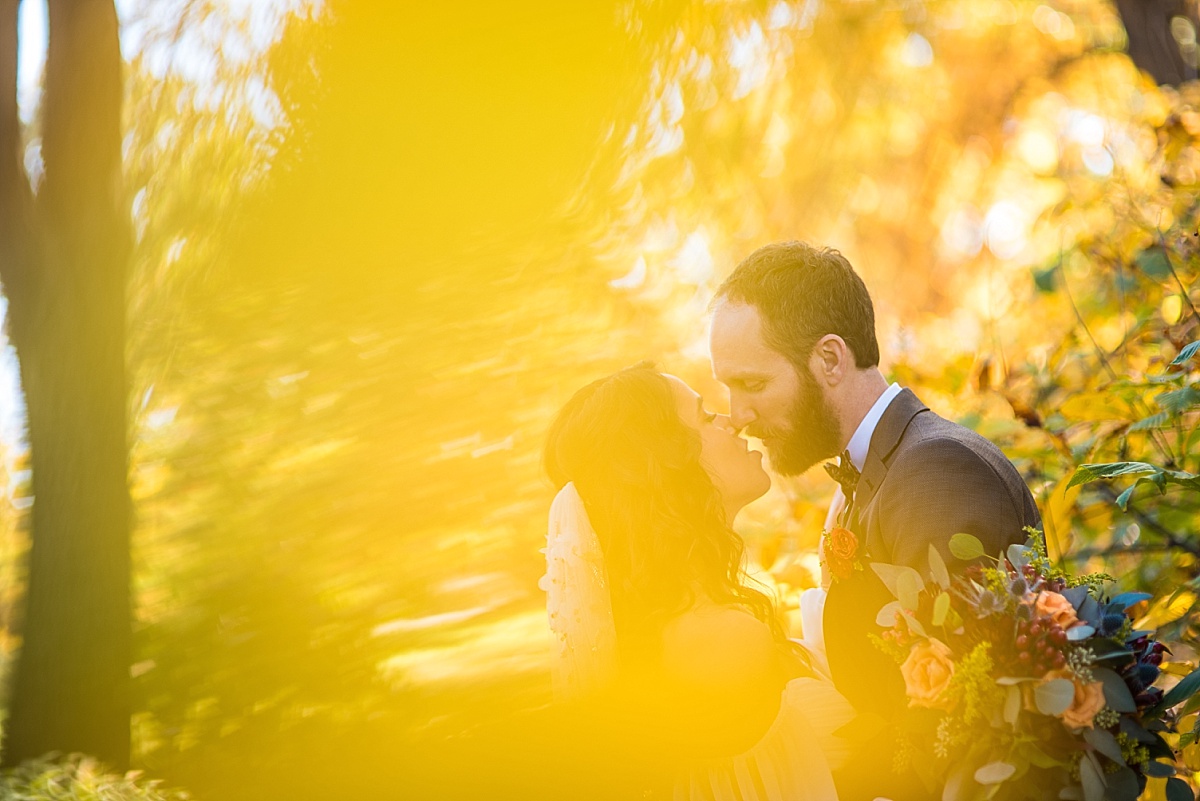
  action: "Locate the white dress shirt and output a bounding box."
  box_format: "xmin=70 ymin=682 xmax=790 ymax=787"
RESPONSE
xmin=844 ymin=382 xmax=904 ymax=472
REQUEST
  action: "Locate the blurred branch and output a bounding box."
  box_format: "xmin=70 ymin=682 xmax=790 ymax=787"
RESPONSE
xmin=1158 ymin=228 xmax=1200 ymax=329
xmin=1097 ymin=484 xmax=1200 ymax=559
xmin=1060 ymin=246 xmax=1177 ymax=465
xmin=0 ymin=0 xmax=33 ymax=300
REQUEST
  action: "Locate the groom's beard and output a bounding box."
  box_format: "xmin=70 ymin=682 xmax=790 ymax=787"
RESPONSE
xmin=762 ymin=365 xmax=842 ymax=477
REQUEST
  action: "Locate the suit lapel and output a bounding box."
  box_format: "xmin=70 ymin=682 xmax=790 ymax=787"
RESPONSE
xmin=852 ymin=388 xmax=928 ymax=518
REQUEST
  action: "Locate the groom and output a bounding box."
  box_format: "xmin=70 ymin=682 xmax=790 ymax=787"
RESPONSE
xmin=709 ymin=241 xmax=1041 ymax=801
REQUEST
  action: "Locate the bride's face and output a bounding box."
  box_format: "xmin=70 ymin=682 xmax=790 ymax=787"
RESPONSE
xmin=664 ymin=375 xmax=771 ymax=514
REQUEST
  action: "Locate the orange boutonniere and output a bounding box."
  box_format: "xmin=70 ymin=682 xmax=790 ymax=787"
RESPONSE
xmin=821 ymin=526 xmax=862 ymax=582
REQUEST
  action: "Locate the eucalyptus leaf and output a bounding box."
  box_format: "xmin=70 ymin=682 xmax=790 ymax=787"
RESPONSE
xmin=1083 ymin=727 xmax=1124 ymax=764
xmin=1066 ymin=624 xmax=1096 ymax=641
xmin=1119 ymin=717 xmax=1156 ymax=745
xmin=1035 ymin=678 xmax=1076 ymax=716
xmin=897 ymin=570 xmax=922 ymax=613
xmin=1114 ymin=484 xmax=1136 ymax=510
xmin=1062 ymin=586 xmax=1089 ymax=610
xmin=1079 ymin=754 xmax=1105 ymax=801
xmin=1143 ymin=761 xmax=1176 ymax=778
xmin=928 ymin=544 xmax=950 ymax=589
xmin=932 ymin=592 xmax=951 ymax=627
xmin=1077 ymin=596 xmax=1101 ymax=627
xmin=1165 ymin=776 xmax=1195 ymax=801
xmin=1004 ymin=684 xmax=1021 ymax=726
xmin=974 ymin=762 xmax=1016 ymax=785
xmin=876 ymin=601 xmax=903 ymax=627
xmin=1058 ymin=788 xmax=1084 ymax=801
xmin=1007 ymin=543 xmax=1030 ymax=570
xmin=1102 ymin=767 xmax=1140 ymax=801
xmin=1108 ymin=592 xmax=1152 ymax=610
xmin=1094 ymin=667 xmax=1137 ymax=713
xmin=871 ymin=563 xmax=925 ymax=601
xmin=948 ymin=532 xmax=985 ymax=561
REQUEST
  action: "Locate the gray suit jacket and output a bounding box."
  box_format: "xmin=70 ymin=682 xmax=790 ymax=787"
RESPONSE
xmin=823 ymin=389 xmax=1041 ymax=800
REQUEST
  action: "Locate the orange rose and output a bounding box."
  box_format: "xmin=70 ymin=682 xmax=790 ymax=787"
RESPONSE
xmin=901 ymin=638 xmax=956 ymax=709
xmin=1035 ymin=591 xmax=1080 ymax=630
xmin=823 ymin=527 xmax=859 ymax=581
xmin=1042 ymin=669 xmax=1106 ymax=729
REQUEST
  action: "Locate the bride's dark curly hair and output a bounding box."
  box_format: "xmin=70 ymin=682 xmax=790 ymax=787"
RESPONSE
xmin=544 ymin=363 xmax=788 ymax=663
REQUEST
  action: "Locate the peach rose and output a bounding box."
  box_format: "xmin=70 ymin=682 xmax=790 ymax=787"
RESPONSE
xmin=901 ymin=638 xmax=956 ymax=709
xmin=1035 ymin=591 xmax=1080 ymax=630
xmin=1043 ymin=669 xmax=1106 ymax=729
xmin=823 ymin=527 xmax=859 ymax=581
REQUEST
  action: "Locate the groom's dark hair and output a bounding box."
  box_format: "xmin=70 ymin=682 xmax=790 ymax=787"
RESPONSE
xmin=713 ymin=241 xmax=880 ymax=369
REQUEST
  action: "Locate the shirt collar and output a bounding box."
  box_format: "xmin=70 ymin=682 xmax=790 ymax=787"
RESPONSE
xmin=845 ymin=383 xmax=903 ymax=471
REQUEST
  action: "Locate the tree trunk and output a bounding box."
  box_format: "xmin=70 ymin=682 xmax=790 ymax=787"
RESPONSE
xmin=0 ymin=0 xmax=130 ymax=769
xmin=1115 ymin=0 xmax=1199 ymax=87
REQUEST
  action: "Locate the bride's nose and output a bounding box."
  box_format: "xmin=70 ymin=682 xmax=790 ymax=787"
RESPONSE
xmin=714 ymin=413 xmax=736 ymax=433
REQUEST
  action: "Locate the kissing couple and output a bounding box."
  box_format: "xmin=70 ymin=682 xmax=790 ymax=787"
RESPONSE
xmin=542 ymin=241 xmax=1042 ymax=800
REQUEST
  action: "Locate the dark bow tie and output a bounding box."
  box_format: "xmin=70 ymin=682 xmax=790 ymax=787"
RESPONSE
xmin=823 ymin=450 xmax=860 ymax=499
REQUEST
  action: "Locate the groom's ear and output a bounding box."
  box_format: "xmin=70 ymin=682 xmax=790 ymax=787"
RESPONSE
xmin=811 ymin=334 xmax=851 ymax=386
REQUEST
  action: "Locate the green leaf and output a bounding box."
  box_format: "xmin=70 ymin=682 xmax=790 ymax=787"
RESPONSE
xmin=1035 ymin=678 xmax=1076 ymax=716
xmin=949 ymin=532 xmax=985 ymax=561
xmin=870 ymin=563 xmax=925 ymax=601
xmin=1143 ymin=761 xmax=1176 ymax=778
xmin=1114 ymin=484 xmax=1136 ymax=510
xmin=1165 ymin=776 xmax=1195 ymax=801
xmin=1094 ymin=667 xmax=1137 ymax=713
xmin=1068 ymin=462 xmax=1200 ymax=496
xmin=1083 ymin=727 xmax=1124 ymax=764
xmin=875 ymin=600 xmax=903 ymax=627
xmin=1004 ymin=684 xmax=1021 ymax=726
xmin=1079 ymin=753 xmax=1105 ymax=801
xmin=1156 ymin=386 xmax=1200 ymax=415
xmin=1109 ymin=592 xmax=1152 ymax=610
xmin=928 ymin=544 xmax=950 ymax=589
xmin=1007 ymin=543 xmax=1031 ymax=570
xmin=1067 ymin=462 xmax=1159 ymax=489
xmin=897 ymin=569 xmax=922 ymax=612
xmin=1128 ymin=411 xmax=1170 ymax=432
xmin=1147 ymin=666 xmax=1200 ymax=719
xmin=932 ymin=591 xmax=951 ymax=627
xmin=1103 ymin=767 xmax=1140 ymax=801
xmin=1172 ymin=340 xmax=1200 ymax=366
xmin=1136 ymin=246 xmax=1172 ymax=279
xmin=974 ymin=762 xmax=1016 ymax=784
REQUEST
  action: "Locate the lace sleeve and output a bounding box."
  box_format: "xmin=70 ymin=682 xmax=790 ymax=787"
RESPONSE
xmin=538 ymin=483 xmax=618 ymax=700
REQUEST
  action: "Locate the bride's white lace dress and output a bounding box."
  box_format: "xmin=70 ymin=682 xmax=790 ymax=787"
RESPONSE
xmin=674 ymin=672 xmax=851 ymax=801
xmin=542 ymin=483 xmax=853 ymax=801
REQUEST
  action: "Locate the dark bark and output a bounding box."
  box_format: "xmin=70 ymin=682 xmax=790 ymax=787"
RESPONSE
xmin=0 ymin=0 xmax=130 ymax=769
xmin=1115 ymin=0 xmax=1199 ymax=87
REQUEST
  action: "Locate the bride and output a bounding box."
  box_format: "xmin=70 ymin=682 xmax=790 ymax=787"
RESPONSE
xmin=541 ymin=364 xmax=853 ymax=801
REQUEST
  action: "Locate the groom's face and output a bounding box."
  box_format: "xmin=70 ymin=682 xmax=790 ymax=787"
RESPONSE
xmin=710 ymin=301 xmax=841 ymax=476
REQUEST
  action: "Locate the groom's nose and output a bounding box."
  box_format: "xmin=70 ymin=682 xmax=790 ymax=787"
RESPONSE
xmin=729 ymin=398 xmax=755 ymax=431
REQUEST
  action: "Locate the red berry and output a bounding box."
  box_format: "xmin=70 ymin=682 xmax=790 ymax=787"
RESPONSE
xmin=1016 ymin=635 xmax=1029 ymax=648
xmin=1018 ymin=652 xmax=1031 ymax=663
xmin=1030 ymin=623 xmax=1043 ymax=637
xmin=1054 ymin=653 xmax=1066 ymax=668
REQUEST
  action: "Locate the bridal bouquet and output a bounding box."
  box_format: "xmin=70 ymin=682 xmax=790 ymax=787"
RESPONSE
xmin=871 ymin=530 xmax=1200 ymax=801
